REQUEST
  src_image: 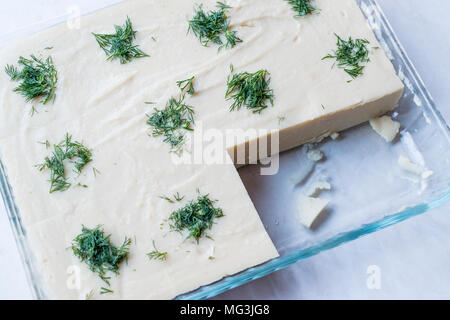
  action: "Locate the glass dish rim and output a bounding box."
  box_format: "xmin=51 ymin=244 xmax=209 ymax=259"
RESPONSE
xmin=0 ymin=0 xmax=449 ymax=300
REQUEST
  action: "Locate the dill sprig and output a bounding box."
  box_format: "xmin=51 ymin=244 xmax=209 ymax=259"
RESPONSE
xmin=188 ymin=2 xmax=242 ymax=50
xmin=29 ymin=106 xmax=38 ymax=117
xmin=5 ymin=55 xmax=57 ymax=105
xmin=225 ymin=66 xmax=274 ymax=114
xmin=146 ymin=95 xmax=195 ymax=153
xmin=71 ymin=225 xmax=131 ymax=285
xmin=169 ymin=193 xmax=224 ymax=243
xmin=100 ymin=287 xmax=114 ymax=295
xmin=285 ymin=0 xmax=318 ymax=17
xmin=92 ymin=17 xmax=149 ymax=64
xmin=147 ymin=240 xmax=168 ymax=261
xmin=160 ymin=195 xmax=175 ymax=203
xmin=38 ymin=140 xmax=50 ymax=149
xmin=37 ymin=133 xmax=92 ymax=193
xmin=177 ymin=76 xmax=195 ymax=95
xmin=174 ymin=192 xmax=184 ymax=202
xmin=322 ymin=33 xmax=370 ymax=81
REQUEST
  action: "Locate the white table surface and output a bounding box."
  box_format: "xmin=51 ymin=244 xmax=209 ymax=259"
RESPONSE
xmin=0 ymin=0 xmax=449 ymax=300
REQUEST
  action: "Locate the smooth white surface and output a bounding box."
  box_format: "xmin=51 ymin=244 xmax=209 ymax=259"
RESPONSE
xmin=0 ymin=0 xmax=449 ymax=299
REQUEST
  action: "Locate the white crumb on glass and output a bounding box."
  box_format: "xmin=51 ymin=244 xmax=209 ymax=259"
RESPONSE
xmin=330 ymin=132 xmax=340 ymax=140
xmin=305 ymin=181 xmax=331 ymax=197
xmin=306 ymin=149 xmax=324 ymax=162
xmin=398 ymin=156 xmax=423 ymax=175
xmin=298 ymin=195 xmax=329 ymax=229
xmin=413 ymin=95 xmax=423 ymax=107
xmin=421 ymin=170 xmax=434 ymax=179
xmin=369 ymin=116 xmax=400 ymax=142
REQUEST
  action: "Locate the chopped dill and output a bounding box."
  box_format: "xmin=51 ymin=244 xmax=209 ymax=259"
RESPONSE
xmin=160 ymin=192 xmax=185 ymax=203
xmin=169 ymin=193 xmax=224 ymax=243
xmin=278 ymin=115 xmax=286 ymax=125
xmin=146 ymin=94 xmax=195 ymax=153
xmin=188 ymin=2 xmax=242 ymax=50
xmin=285 ymin=0 xmax=318 ymax=17
xmin=208 ymin=256 xmax=215 ymax=260
xmin=44 ymin=46 xmax=54 ymax=50
xmin=100 ymin=287 xmax=114 ymax=295
xmin=174 ymin=192 xmax=184 ymax=202
xmin=5 ymin=54 xmax=58 ymax=105
xmin=92 ymin=167 xmax=101 ymax=177
xmin=85 ymin=289 xmax=94 ymax=300
xmin=29 ymin=106 xmax=38 ymax=117
xmin=160 ymin=195 xmax=175 ymax=203
xmin=177 ymin=76 xmax=195 ymax=95
xmin=226 ymin=66 xmax=274 ymax=114
xmin=223 ymin=29 xmax=241 ymax=50
xmin=71 ymin=225 xmax=131 ymax=285
xmin=322 ymin=33 xmax=370 ymax=81
xmin=38 ymin=140 xmax=50 ymax=149
xmin=37 ymin=133 xmax=92 ymax=193
xmin=92 ymin=16 xmax=149 ymax=64
xmin=147 ymin=240 xmax=168 ymax=261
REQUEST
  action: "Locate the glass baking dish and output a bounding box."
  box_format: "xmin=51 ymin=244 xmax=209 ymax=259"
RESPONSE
xmin=1 ymin=0 xmax=449 ymax=300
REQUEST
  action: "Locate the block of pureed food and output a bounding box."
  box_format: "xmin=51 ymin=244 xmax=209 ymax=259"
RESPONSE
xmin=0 ymin=0 xmax=403 ymax=299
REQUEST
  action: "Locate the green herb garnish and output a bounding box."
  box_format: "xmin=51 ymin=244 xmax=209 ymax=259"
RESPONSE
xmin=147 ymin=240 xmax=168 ymax=261
xmin=285 ymin=0 xmax=318 ymax=17
xmin=322 ymin=33 xmax=370 ymax=81
xmin=174 ymin=192 xmax=184 ymax=202
xmin=37 ymin=133 xmax=92 ymax=193
xmin=71 ymin=225 xmax=131 ymax=285
xmin=85 ymin=289 xmax=94 ymax=300
xmin=92 ymin=17 xmax=149 ymax=64
xmin=92 ymin=167 xmax=100 ymax=177
xmin=188 ymin=2 xmax=242 ymax=50
xmin=146 ymin=95 xmax=195 ymax=153
xmin=169 ymin=193 xmax=224 ymax=243
xmin=5 ymin=55 xmax=58 ymax=105
xmin=100 ymin=287 xmax=114 ymax=295
xmin=38 ymin=140 xmax=50 ymax=149
xmin=226 ymin=66 xmax=274 ymax=114
xmin=177 ymin=76 xmax=195 ymax=95
xmin=160 ymin=195 xmax=175 ymax=203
